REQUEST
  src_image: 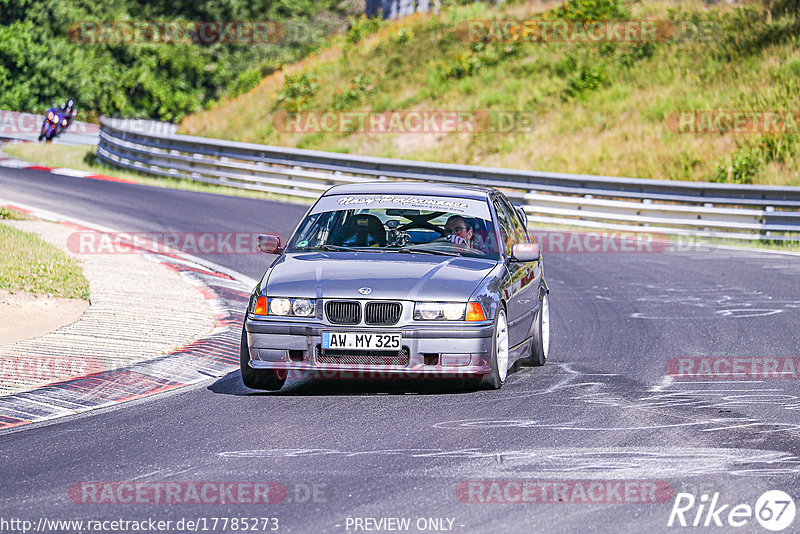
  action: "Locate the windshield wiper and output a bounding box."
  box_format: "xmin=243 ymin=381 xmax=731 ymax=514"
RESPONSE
xmin=398 ymin=246 xmax=461 ymax=257
xmin=315 ymin=244 xmax=351 ymax=251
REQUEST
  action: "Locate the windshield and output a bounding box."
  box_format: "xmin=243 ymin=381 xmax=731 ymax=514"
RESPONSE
xmin=287 ymin=196 xmax=500 ymax=259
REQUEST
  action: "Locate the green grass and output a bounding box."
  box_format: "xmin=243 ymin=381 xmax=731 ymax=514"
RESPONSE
xmin=0 ymin=207 xmax=34 ymax=221
xmin=180 ymin=0 xmax=800 ymax=186
xmin=2 ymin=143 xmax=313 ymax=206
xmin=0 ymin=223 xmax=89 ymax=299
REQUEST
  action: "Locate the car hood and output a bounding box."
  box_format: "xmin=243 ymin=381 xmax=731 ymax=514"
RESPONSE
xmin=263 ymin=252 xmax=496 ymax=301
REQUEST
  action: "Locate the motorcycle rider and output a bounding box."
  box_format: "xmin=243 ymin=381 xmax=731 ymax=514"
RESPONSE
xmin=39 ymin=99 xmax=76 ymax=141
xmin=59 ymin=99 xmax=76 ymax=131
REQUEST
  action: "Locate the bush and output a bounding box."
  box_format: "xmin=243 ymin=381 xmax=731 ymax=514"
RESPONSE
xmin=391 ymin=27 xmax=413 ymax=45
xmin=556 ymin=50 xmax=609 ymax=99
xmin=277 ymin=72 xmax=319 ymax=112
xmin=332 ymin=74 xmax=373 ymax=110
xmin=227 ymin=68 xmax=266 ymax=98
xmin=714 ymin=146 xmax=762 ymax=184
xmin=345 ymin=15 xmax=383 ymax=44
xmin=0 ymin=0 xmax=355 ymax=121
xmin=553 ymin=0 xmax=631 ymax=21
xmin=618 ymin=42 xmax=656 ymax=68
xmin=437 ymin=42 xmax=520 ymax=80
xmin=565 ymin=61 xmax=609 ymax=98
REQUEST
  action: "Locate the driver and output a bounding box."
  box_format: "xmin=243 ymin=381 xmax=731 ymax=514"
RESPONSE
xmin=444 ymin=215 xmax=474 ymax=248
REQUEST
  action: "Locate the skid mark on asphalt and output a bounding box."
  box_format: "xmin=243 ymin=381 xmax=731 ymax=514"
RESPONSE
xmin=433 ymin=414 xmax=800 ymax=434
xmin=627 ymin=283 xmax=793 ymax=319
xmin=562 ymin=281 xmax=799 ymax=319
xmin=450 ymin=447 xmax=800 ymax=479
xmin=426 ymin=362 xmax=800 ymax=463
xmin=214 ymin=363 xmax=800 ymax=478
xmin=216 ymin=446 xmax=800 ymax=478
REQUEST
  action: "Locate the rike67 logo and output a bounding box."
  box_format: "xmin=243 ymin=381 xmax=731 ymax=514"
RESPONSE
xmin=668 ymin=490 xmax=796 ymax=531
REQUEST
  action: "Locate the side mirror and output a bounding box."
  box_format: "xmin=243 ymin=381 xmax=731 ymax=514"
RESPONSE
xmin=257 ymin=234 xmax=283 ymax=255
xmin=511 ymin=242 xmax=539 ymax=262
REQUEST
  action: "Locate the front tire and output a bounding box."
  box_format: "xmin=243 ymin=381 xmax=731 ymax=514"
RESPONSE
xmin=528 ymin=291 xmax=550 ymax=366
xmin=240 ymin=326 xmax=287 ymax=391
xmin=479 ymin=307 xmax=509 ymax=390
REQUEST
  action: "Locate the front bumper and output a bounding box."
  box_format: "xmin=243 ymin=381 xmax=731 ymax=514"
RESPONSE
xmin=244 ymin=316 xmax=494 ymax=377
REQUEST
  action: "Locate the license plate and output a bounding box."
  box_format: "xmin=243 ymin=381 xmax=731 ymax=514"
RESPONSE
xmin=322 ymin=332 xmax=401 ymax=350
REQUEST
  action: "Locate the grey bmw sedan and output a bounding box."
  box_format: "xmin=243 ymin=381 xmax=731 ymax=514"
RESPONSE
xmin=241 ymin=181 xmax=550 ymax=391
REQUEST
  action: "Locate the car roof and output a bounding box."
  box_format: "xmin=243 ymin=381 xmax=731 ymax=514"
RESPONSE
xmin=322 ymin=181 xmax=497 ymax=201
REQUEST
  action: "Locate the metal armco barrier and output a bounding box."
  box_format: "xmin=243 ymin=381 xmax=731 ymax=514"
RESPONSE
xmin=97 ymin=117 xmax=800 ymax=241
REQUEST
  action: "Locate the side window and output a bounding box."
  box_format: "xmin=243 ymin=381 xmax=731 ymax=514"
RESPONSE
xmin=493 ymin=199 xmax=515 ymax=255
xmin=500 ymin=196 xmax=529 ymax=244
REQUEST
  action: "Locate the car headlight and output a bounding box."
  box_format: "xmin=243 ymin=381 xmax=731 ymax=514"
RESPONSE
xmin=414 ymin=302 xmax=466 ymax=321
xmin=269 ymin=298 xmax=291 ymax=315
xmin=251 ymin=297 xmax=316 ymax=317
xmin=291 ymin=298 xmax=314 ymax=317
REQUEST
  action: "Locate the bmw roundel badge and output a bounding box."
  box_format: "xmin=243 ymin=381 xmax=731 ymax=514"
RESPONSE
xmin=358 ymin=287 xmax=372 ymax=295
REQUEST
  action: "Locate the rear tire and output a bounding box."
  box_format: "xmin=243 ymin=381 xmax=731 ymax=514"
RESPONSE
xmin=240 ymin=326 xmax=287 ymax=391
xmin=478 ymin=308 xmax=509 ymax=390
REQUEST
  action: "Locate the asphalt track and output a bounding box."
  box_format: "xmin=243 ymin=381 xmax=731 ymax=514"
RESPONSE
xmin=2 ymin=166 xmax=800 ymax=533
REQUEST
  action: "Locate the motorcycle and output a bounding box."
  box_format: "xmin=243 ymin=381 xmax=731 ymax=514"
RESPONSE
xmin=38 ymin=107 xmax=68 ymax=142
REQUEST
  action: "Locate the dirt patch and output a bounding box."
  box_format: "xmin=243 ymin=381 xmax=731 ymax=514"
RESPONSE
xmin=0 ymin=289 xmax=88 ymax=346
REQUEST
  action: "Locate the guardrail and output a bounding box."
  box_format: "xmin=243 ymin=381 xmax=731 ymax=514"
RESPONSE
xmin=97 ymin=116 xmax=800 ymax=241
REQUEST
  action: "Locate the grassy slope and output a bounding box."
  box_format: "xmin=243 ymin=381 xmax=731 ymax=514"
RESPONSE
xmin=180 ymin=0 xmax=800 ymax=185
xmin=0 ymin=211 xmax=89 ymax=299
